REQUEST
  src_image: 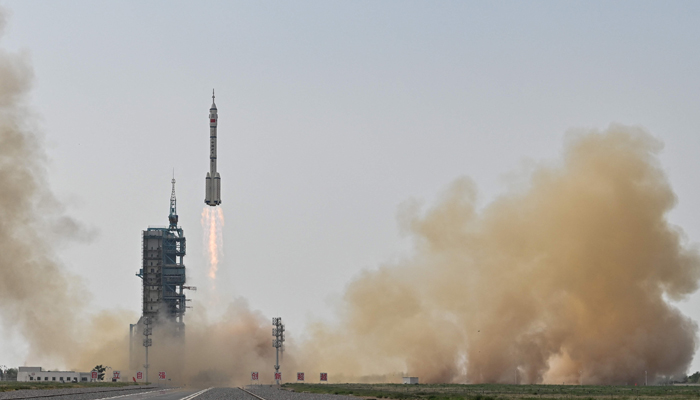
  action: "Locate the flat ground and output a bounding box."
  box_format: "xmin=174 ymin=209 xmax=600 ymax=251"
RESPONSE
xmin=0 ymin=381 xmax=150 ymax=392
xmin=282 ymin=383 xmax=700 ymax=400
xmin=0 ymin=383 xmax=698 ymax=400
xmin=0 ymin=385 xmax=356 ymax=400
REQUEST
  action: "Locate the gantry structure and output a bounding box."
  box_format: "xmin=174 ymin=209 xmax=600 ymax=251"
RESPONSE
xmin=136 ymin=178 xmax=187 ymax=331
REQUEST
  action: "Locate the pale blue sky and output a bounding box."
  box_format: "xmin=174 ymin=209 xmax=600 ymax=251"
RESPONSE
xmin=2 ymin=0 xmax=700 ymax=372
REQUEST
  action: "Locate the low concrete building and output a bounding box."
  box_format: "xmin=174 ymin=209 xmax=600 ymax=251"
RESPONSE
xmin=402 ymin=376 xmax=419 ymax=384
xmin=17 ymin=367 xmax=91 ymax=383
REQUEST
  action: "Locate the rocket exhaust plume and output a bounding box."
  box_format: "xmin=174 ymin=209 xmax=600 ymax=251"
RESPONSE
xmin=299 ymin=125 xmax=700 ymax=385
xmin=202 ymin=206 xmax=225 ymax=284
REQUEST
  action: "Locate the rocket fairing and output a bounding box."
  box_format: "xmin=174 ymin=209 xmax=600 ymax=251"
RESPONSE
xmin=205 ymin=90 xmax=221 ymax=206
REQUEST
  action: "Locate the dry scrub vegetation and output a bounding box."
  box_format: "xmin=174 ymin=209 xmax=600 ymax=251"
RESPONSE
xmin=284 ymin=383 xmax=700 ymax=400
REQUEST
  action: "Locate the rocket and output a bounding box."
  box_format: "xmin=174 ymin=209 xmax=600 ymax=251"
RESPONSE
xmin=205 ymin=89 xmax=221 ymax=206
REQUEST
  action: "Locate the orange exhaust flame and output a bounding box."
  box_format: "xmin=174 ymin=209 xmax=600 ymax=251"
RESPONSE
xmin=201 ymin=206 xmax=225 ymax=287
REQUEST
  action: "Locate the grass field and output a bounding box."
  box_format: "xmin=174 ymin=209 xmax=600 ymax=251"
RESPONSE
xmin=0 ymin=381 xmax=144 ymax=392
xmin=283 ymin=383 xmax=700 ymax=400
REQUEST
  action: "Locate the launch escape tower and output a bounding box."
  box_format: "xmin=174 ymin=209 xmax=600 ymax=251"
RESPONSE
xmin=136 ymin=178 xmax=188 ymax=332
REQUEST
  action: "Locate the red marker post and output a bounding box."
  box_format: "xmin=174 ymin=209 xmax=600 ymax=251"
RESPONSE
xmin=297 ymin=372 xmax=304 ymax=382
xmin=320 ymin=373 xmax=328 ymax=382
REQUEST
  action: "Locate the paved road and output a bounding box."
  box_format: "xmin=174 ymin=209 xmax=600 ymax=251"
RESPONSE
xmin=0 ymin=387 xmax=206 ymax=400
xmin=0 ymin=385 xmax=359 ymax=400
xmin=95 ymin=386 xmax=361 ymax=400
xmin=96 ymin=387 xmax=283 ymax=400
xmin=191 ymin=387 xmax=359 ymax=400
xmin=0 ymin=386 xmax=164 ymax=400
xmin=194 ymin=388 xmax=255 ymax=400
xmin=95 ymin=388 xmax=207 ymax=400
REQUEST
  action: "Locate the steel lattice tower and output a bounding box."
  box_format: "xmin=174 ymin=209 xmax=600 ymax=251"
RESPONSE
xmin=137 ymin=177 xmax=188 ymax=331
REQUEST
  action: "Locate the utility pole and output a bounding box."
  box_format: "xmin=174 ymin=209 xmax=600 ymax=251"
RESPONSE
xmin=143 ymin=317 xmax=152 ymax=384
xmin=272 ymin=317 xmax=285 ymax=385
xmin=645 ymin=370 xmax=647 ymax=386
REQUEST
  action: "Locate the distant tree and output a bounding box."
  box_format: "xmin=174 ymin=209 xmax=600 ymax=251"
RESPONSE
xmin=688 ymin=371 xmax=700 ymax=384
xmin=92 ymin=365 xmax=108 ymax=381
xmin=0 ymin=368 xmax=17 ymax=381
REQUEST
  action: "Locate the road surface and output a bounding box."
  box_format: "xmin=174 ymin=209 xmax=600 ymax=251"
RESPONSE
xmin=0 ymin=385 xmax=359 ymax=400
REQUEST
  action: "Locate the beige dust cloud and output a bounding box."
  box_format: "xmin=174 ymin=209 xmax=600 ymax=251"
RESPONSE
xmin=296 ymin=126 xmax=700 ymax=385
xmin=0 ymin=7 xmax=139 ymax=372
xmin=0 ymin=9 xmax=86 ymax=366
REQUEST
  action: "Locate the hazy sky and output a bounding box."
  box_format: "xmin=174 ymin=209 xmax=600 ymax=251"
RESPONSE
xmin=2 ymin=0 xmax=700 ymax=372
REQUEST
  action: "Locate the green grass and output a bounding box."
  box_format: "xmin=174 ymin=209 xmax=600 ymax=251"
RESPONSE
xmin=282 ymin=383 xmax=700 ymax=400
xmin=0 ymin=381 xmax=145 ymax=392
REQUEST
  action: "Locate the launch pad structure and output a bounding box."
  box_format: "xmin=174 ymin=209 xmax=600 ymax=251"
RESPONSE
xmin=138 ymin=178 xmax=187 ymax=330
xmin=130 ymin=178 xmax=190 ymax=370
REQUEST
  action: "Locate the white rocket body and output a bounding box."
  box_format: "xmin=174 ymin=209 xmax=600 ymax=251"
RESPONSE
xmin=205 ymin=92 xmax=221 ymax=206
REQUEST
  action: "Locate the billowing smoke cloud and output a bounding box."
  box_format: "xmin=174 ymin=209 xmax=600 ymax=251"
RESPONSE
xmin=0 ymin=7 xmax=88 ymax=365
xmin=298 ymin=125 xmax=700 ymax=385
xmin=0 ymin=7 xmax=135 ymax=371
xmin=139 ymin=299 xmax=284 ymax=387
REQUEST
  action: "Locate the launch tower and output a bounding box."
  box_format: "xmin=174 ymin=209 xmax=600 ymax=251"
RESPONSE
xmin=136 ymin=178 xmax=187 ymax=332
